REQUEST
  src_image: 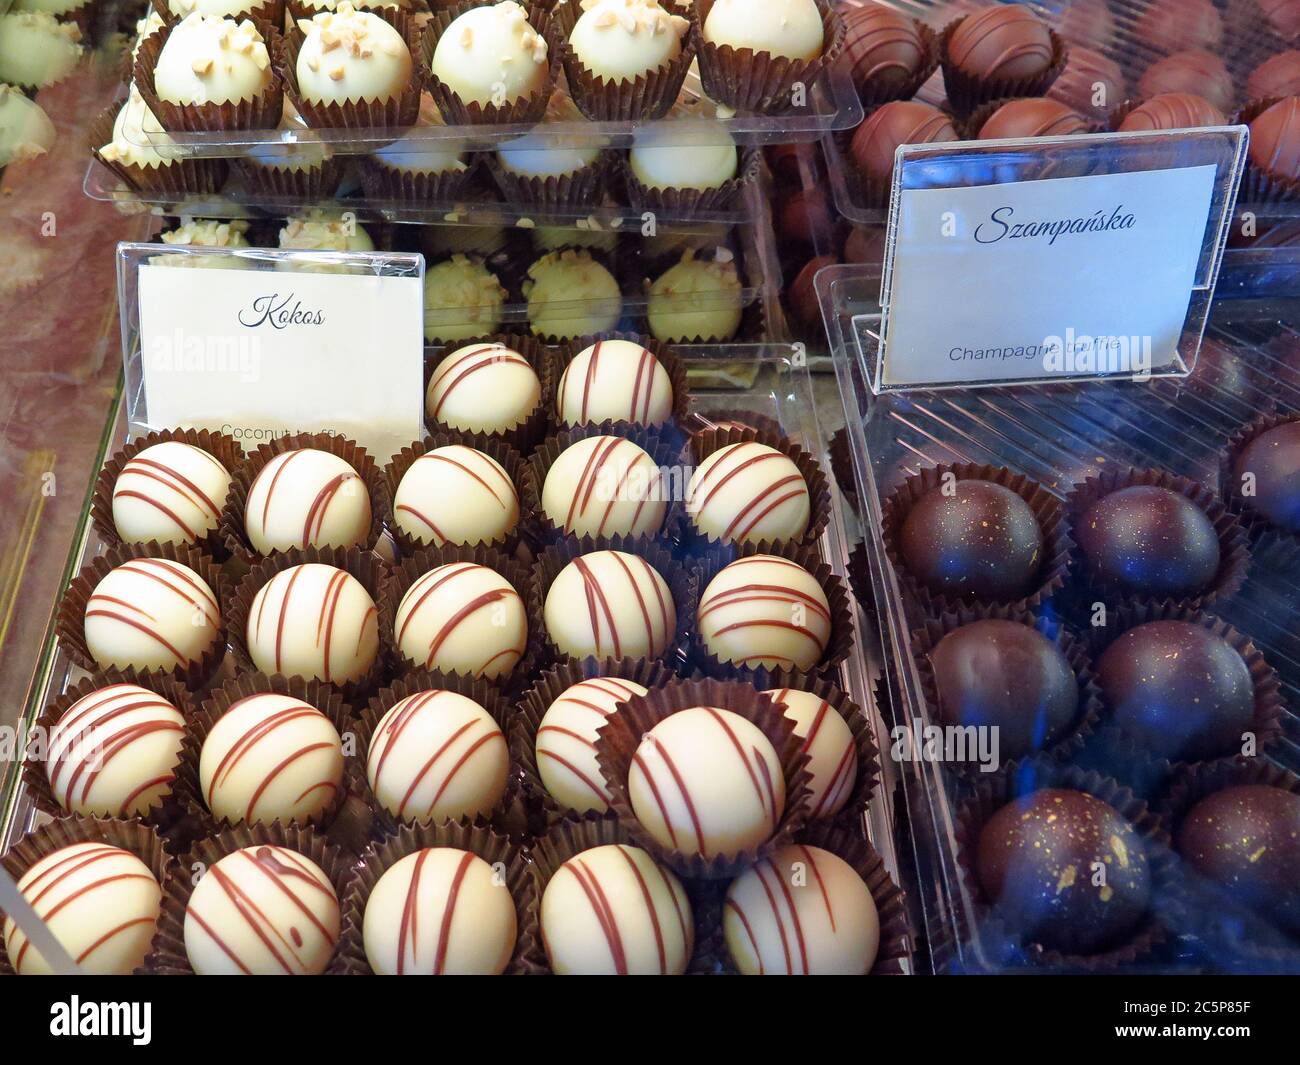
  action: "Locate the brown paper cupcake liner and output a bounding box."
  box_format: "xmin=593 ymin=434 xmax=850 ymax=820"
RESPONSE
xmin=951 ymin=758 xmax=1181 ymax=971
xmin=88 ymin=99 xmax=230 ymax=195
xmin=57 ymin=541 xmax=228 ymax=689
xmin=544 ymin=331 xmax=693 ymax=433
xmin=686 ymin=408 xmax=788 ymax=444
xmin=511 ymin=657 xmax=680 ymax=823
xmin=486 ymin=147 xmax=613 ymax=211
xmin=231 ymin=153 xmax=347 ymax=198
xmin=1237 ymin=98 xmax=1300 ymax=204
xmin=686 ymin=425 xmax=831 ymax=551
xmin=225 ymin=545 xmax=389 ymax=702
xmin=1220 ymin=407 xmax=1300 ymax=554
xmin=880 ymin=462 xmax=1073 ymax=620
xmin=91 ymin=426 xmax=244 ymax=558
xmin=358 ymin=152 xmax=478 ymax=203
xmin=1064 ymin=466 xmax=1250 ymax=614
xmin=143 ymin=821 xmax=351 ymax=974
xmin=157 ymin=0 xmax=285 ymax=26
xmin=0 ymin=816 xmax=172 ymax=976
xmin=530 ymin=534 xmax=696 ymax=673
xmin=57 ymin=0 xmax=95 ymax=40
xmin=909 ymin=604 xmax=1103 ymax=778
xmin=621 ymin=144 xmax=759 ymax=219
xmin=134 ymin=19 xmax=285 ymax=133
xmin=332 ymin=817 xmax=545 ymax=973
xmin=424 ymin=332 xmax=551 ymax=452
xmin=421 ymin=1 xmax=560 ymax=126
xmin=938 ymin=17 xmax=1067 ymax=115
xmin=691 ymin=0 xmax=845 ymax=115
xmin=959 ymin=94 xmax=1104 ymax=139
xmin=845 ymin=540 xmax=880 ymax=632
xmin=692 ymin=539 xmax=854 ymax=688
xmin=592 ymin=676 xmax=813 ymax=878
xmin=631 ymin=289 xmax=767 ymax=345
xmin=855 ymin=17 xmax=939 ymax=109
xmin=828 ymin=424 xmax=862 ymax=513
xmin=217 ymin=430 xmax=389 ymax=565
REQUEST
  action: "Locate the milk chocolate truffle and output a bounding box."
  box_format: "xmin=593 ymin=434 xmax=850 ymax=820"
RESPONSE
xmin=1076 ymin=485 xmax=1219 ymax=597
xmin=295 ymin=3 xmax=412 ymax=107
xmin=686 ymin=442 xmax=811 ymax=545
xmin=200 ymin=692 xmax=344 ymax=824
xmin=424 ymin=256 xmax=508 ymax=343
xmin=535 ymin=676 xmax=649 ymax=813
xmin=976 ymin=788 xmax=1150 ymax=954
xmin=426 ymin=343 xmax=541 ymax=435
xmin=243 ymin=448 xmax=371 ymax=554
xmin=947 ymin=4 xmax=1053 ymax=81
xmin=2 ymin=843 xmax=161 ymax=975
xmin=568 ymin=0 xmax=689 ymax=83
xmin=45 ymin=684 xmax=186 ymax=817
xmin=363 ymin=848 xmax=517 ymax=974
xmin=898 ymin=480 xmax=1044 ymax=601
xmin=1134 ymin=0 xmax=1221 ymax=55
xmin=1177 ymin=785 xmax=1300 ymax=934
xmin=702 ymin=0 xmax=824 ymax=61
xmin=366 ymin=690 xmax=508 ymax=821
xmin=1233 ymin=420 xmax=1300 ymax=531
xmin=525 ymin=250 xmax=622 ymax=340
xmin=556 ymin=339 xmax=673 ymax=427
xmin=541 ymin=436 xmax=667 ymax=538
xmin=929 ymin=619 xmax=1079 ymax=762
xmin=154 ymin=13 xmax=272 ymax=106
xmin=1248 ymin=51 xmax=1300 ymax=101
xmin=1262 ymin=0 xmax=1300 ymax=42
xmin=0 ymin=13 xmax=83 ymax=90
xmin=629 ymin=122 xmax=739 ymax=191
xmin=393 ymin=446 xmax=520 ymax=547
xmin=698 ymin=554 xmax=831 ymax=671
xmin=395 ymin=562 xmax=527 ymax=677
xmin=788 ymin=255 xmax=835 ymax=327
xmin=628 ymin=706 xmax=785 ymax=857
xmin=848 ymin=100 xmax=958 ymax=184
xmin=1249 ymin=97 xmax=1300 ymax=183
xmin=1137 ymin=51 xmax=1233 ymax=114
xmin=1117 ymin=92 xmax=1226 ymax=132
xmin=1046 ymin=46 xmax=1124 ymax=117
xmin=647 ymin=250 xmax=743 ymax=343
xmin=841 ymin=3 xmax=926 ymax=97
xmin=542 ymin=843 xmax=693 ymax=974
xmin=111 ymin=440 xmax=230 ymax=546
xmin=247 ymin=563 xmax=380 ymax=683
xmin=85 ymin=558 xmax=222 ymax=673
xmin=770 ymin=688 xmax=856 ymax=819
xmin=544 ymin=550 xmax=675 ymax=660
xmin=430 ymin=0 xmax=549 ymax=107
xmin=977 ymin=96 xmax=1089 ymax=138
xmin=725 ymin=844 xmax=880 ymax=974
xmin=184 ymin=846 xmax=340 ymax=975
xmin=1054 ymin=0 xmax=1114 ymax=51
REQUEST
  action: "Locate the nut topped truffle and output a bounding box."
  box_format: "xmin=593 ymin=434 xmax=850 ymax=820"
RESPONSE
xmin=295 ymin=2 xmax=413 ymax=106
xmin=431 ymin=0 xmax=549 ymax=107
xmin=0 ymin=12 xmax=83 ymax=90
xmin=525 ymin=249 xmax=622 ymax=340
xmin=154 ymin=12 xmax=272 ymax=106
xmin=647 ymin=249 xmax=743 ymax=343
xmin=423 ymin=256 xmax=509 ymax=343
xmin=568 ymin=0 xmax=689 ymax=83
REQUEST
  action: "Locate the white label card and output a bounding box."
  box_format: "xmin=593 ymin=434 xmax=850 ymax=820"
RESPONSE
xmin=137 ymin=262 xmax=424 ymax=462
xmin=880 ymin=164 xmax=1218 ymax=387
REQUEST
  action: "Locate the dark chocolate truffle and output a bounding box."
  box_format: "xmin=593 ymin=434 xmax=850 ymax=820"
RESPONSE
xmin=1247 ymin=51 xmax=1300 ymax=102
xmin=776 ymin=186 xmax=834 ymax=248
xmin=898 ymin=479 xmax=1044 ymax=600
xmin=843 ymin=224 xmax=886 ymax=265
xmin=977 ymin=96 xmax=1089 ymax=139
xmin=1116 ymin=92 xmax=1227 ymax=132
xmin=787 ymin=255 xmax=836 ymax=328
xmin=1232 ymin=419 xmax=1300 ymax=532
xmin=930 ymin=619 xmax=1079 ymax=760
xmin=848 ymin=99 xmax=959 ymax=184
xmin=842 ymin=3 xmax=926 ymax=97
xmin=976 ymin=788 xmax=1151 ymax=954
xmin=1096 ymin=620 xmax=1256 ymax=762
xmin=1054 ymin=0 xmax=1115 ymax=52
xmin=1076 ymin=484 xmax=1220 ymax=596
xmin=1177 ymin=785 xmax=1300 ymax=934
xmin=1249 ymin=97 xmax=1300 ymax=183
xmin=1261 ymin=0 xmax=1300 ymax=42
xmin=1134 ymin=0 xmax=1222 ymax=55
xmin=948 ymin=4 xmax=1054 ymax=82
xmin=1046 ymin=46 xmax=1125 ymax=118
xmin=1137 ymin=51 xmax=1234 ymax=114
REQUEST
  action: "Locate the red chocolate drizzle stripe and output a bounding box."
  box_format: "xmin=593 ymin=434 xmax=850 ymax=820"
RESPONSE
xmin=692 ymin=447 xmax=785 ymax=516
xmin=245 ymin=847 xmax=337 ymax=944
xmin=66 ymin=720 xmax=185 ymax=807
xmin=708 ymin=618 xmax=826 ymax=653
xmin=798 ymin=844 xmax=838 ymax=935
xmin=764 ymin=859 xmax=810 ymax=975
xmin=699 ymin=585 xmax=830 ymax=622
xmin=116 ymin=773 xmax=175 ymax=815
xmin=430 ymin=349 xmax=527 ymax=420
xmin=727 ymin=481 xmax=808 ymax=543
xmin=301 ymin=473 xmax=356 ymax=549
xmin=49 ymin=693 xmax=178 ymax=783
xmin=394 ymin=717 xmax=478 ymax=817
xmin=536 ymin=747 xmax=611 ymax=802
xmin=704 ymin=707 xmax=777 ymax=827
xmin=724 ymin=897 xmax=765 ymax=975
xmin=752 ymin=861 xmax=796 ymax=975
xmin=433 ymin=850 xmax=475 ymax=975
xmin=610 ymin=551 xmax=656 ymax=656
xmin=811 ymin=744 xmax=856 ymax=818
xmin=639 ymin=555 xmax=673 ymax=648
xmin=396 ymin=503 xmax=449 ymax=543
xmin=122 ymin=456 xmax=222 ymax=518
xmin=568 ymin=436 xmax=624 ymax=531
xmin=574 ymin=556 xmax=621 ymax=658
xmin=208 ymin=863 xmax=297 ymax=973
xmin=207 ymin=703 xmax=326 ymax=805
xmin=585 ymin=678 xmax=639 ymax=699
xmin=371 ymin=691 xmax=442 ymax=787
xmin=317 ymin=569 xmax=349 ymax=684
xmin=397 ymin=848 xmax=430 ymax=974
xmin=75 ymin=916 xmax=157 ymax=965
xmin=555 ymin=697 xmax=618 ymax=719
xmin=269 ymin=564 xmax=306 ymax=673
xmin=253 ymin=449 xmax=307 ymax=538
xmin=615 ymin=845 xmax=669 ymax=974
xmin=83 ymin=610 xmax=189 ymax=666
xmin=640 ymin=739 xmax=708 ymax=853
xmin=16 ymin=872 xmax=157 ymax=970
xmin=420 ymin=451 xmax=514 ymax=509
xmin=638 ymin=843 xmax=691 ymax=954
xmin=631 ymin=347 xmax=651 ymax=423
xmin=477 ymin=644 xmax=522 ymax=676
xmin=423 ymin=590 xmax=515 ymax=671
xmin=581 ymin=341 xmax=601 ymax=423
xmin=245 ymin=742 xmax=338 ymax=822
xmin=113 ymin=489 xmax=198 ymax=541
xmin=355 ymin=605 xmax=377 ymax=657
xmin=86 ymin=594 xmax=157 ymax=621
xmin=133 ymin=560 xmax=215 ymax=625
xmin=395 ymin=563 xmax=477 ymax=647
xmin=188 ymin=907 xmax=254 ymax=975
xmin=537 ymin=724 xmax=598 ymax=748
xmin=567 ymin=858 xmax=628 ymax=975
xmin=598 ymin=450 xmax=653 ymax=536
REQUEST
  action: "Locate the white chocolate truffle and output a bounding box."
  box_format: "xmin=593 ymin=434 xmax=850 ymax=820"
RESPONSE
xmin=13 ymin=0 xmax=86 ymax=15
xmin=366 ymin=690 xmax=508 ymax=821
xmin=647 ymin=251 xmax=743 ymax=342
xmin=541 ymin=436 xmax=667 ymax=538
xmin=295 ymin=3 xmax=413 ymax=106
xmin=496 ymin=132 xmax=600 ymax=178
xmin=544 ymin=549 xmax=674 ymax=660
xmin=199 ymin=692 xmax=345 ymax=824
xmin=45 ymin=684 xmax=186 ymax=817
xmin=770 ymin=688 xmax=856 ymax=819
xmin=542 ymin=843 xmax=693 ymax=974
xmin=363 ymin=848 xmax=517 ymax=974
xmin=244 ymin=115 xmax=332 ymax=173
xmin=393 ymin=446 xmax=520 ymax=547
xmin=556 ymin=338 xmax=672 ymax=426
xmin=0 ymin=13 xmax=83 ymax=90
xmin=243 ymin=448 xmax=372 ymax=554
xmin=724 ymin=844 xmax=880 ymax=974
xmin=525 ymin=250 xmax=622 ymax=340
xmin=184 ymin=845 xmax=340 ymax=975
xmin=246 ymin=563 xmax=380 ymax=683
xmin=0 ymin=85 xmax=56 ymax=165
xmin=111 ymin=440 xmax=231 ymax=546
xmin=100 ymin=86 xmax=178 ymax=171
xmin=394 ymin=562 xmax=527 ymax=678
xmin=536 ymin=676 xmax=648 ymax=813
xmin=153 ymin=13 xmax=272 ymax=106
xmin=702 ymin=0 xmax=824 ymax=60
xmin=84 ymin=557 xmax=222 ymax=673
xmin=371 ymin=124 xmax=467 ymax=175
xmin=166 ymin=0 xmax=262 ymax=16
xmin=686 ymin=441 xmax=810 ymax=544
xmin=2 ymin=843 xmax=161 ymax=975
xmin=534 ymin=223 xmax=619 ymax=253
xmin=424 ymin=256 xmax=508 ymax=343
xmin=698 ymin=554 xmax=830 ymax=671
xmin=425 ymin=342 xmax=541 ymax=434
xmin=430 ymin=1 xmax=549 ymax=107
xmin=628 ymin=706 xmax=785 ymax=857
xmin=568 ymin=0 xmax=688 ymax=82
xmin=132 ymin=10 xmax=167 ymax=59
xmin=629 ymin=122 xmax=739 ymax=190
xmin=279 ymin=210 xmax=375 ymax=252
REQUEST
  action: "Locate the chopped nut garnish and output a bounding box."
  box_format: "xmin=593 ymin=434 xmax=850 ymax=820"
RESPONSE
xmin=329 ymin=64 xmax=346 ymax=79
xmin=191 ymin=56 xmax=213 ymax=74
